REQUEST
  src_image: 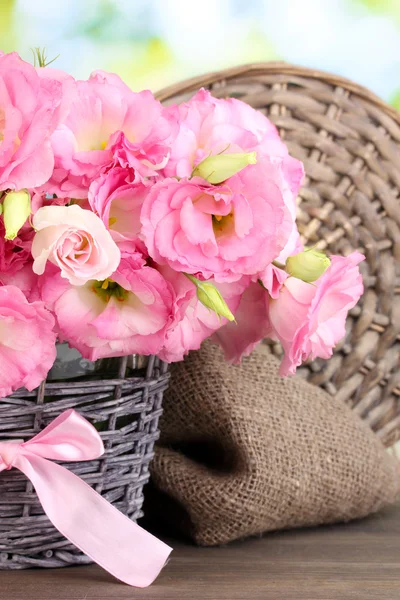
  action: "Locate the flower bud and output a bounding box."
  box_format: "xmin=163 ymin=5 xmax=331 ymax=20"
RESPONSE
xmin=2 ymin=190 xmax=31 ymax=241
xmin=186 ymin=274 xmax=235 ymax=321
xmin=192 ymin=151 xmax=257 ymax=184
xmin=286 ymin=248 xmax=331 ymax=283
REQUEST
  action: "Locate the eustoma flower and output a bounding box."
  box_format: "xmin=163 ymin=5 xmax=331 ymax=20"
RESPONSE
xmin=141 ymin=157 xmax=297 ymax=282
xmin=214 ymin=252 xmax=364 ymax=372
xmin=0 ymin=286 xmax=56 ymax=397
xmin=31 ymin=204 xmax=120 ymax=285
xmin=48 ymin=71 xmax=177 ymax=198
xmin=0 ymin=52 xmax=66 ymax=191
xmin=40 ymin=254 xmax=174 ymax=361
xmin=269 ymin=252 xmax=365 ymax=375
xmin=162 ymin=88 xmax=303 ymax=283
xmin=163 ymin=88 xmax=303 ymax=187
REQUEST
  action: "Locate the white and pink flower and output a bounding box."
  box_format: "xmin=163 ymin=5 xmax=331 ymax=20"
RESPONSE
xmin=31 ymin=204 xmax=121 ymax=286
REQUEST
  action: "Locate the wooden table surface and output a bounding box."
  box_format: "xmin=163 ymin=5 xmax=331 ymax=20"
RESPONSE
xmin=1 ymin=503 xmax=399 ymax=600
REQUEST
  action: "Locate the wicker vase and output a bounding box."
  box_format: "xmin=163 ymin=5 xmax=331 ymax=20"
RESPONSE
xmin=156 ymin=62 xmax=400 ymax=448
xmin=0 ymin=349 xmax=169 ymax=569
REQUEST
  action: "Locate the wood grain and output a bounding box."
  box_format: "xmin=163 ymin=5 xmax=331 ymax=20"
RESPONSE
xmin=1 ymin=503 xmax=400 ymax=600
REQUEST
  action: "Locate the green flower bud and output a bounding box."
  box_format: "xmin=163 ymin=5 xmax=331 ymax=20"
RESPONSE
xmin=2 ymin=190 xmax=31 ymax=241
xmin=185 ymin=274 xmax=235 ymax=321
xmin=192 ymin=151 xmax=257 ymax=184
xmin=286 ymin=247 xmax=331 ymax=283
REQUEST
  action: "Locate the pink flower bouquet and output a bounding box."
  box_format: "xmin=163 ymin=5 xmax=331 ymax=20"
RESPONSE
xmin=0 ymin=52 xmax=365 ymax=398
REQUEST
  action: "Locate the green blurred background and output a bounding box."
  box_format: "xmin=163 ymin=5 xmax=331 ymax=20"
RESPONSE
xmin=3 ymin=0 xmax=400 ymax=106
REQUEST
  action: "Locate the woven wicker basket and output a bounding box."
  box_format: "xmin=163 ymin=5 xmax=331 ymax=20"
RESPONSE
xmin=0 ymin=353 xmax=169 ymax=569
xmin=156 ymin=63 xmax=400 ymax=448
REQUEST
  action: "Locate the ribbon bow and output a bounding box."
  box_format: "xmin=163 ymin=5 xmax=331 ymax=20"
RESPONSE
xmin=0 ymin=409 xmax=171 ymax=587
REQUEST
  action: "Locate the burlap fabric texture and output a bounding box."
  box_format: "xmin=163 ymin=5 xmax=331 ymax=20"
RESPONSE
xmin=150 ymin=342 xmax=400 ymax=546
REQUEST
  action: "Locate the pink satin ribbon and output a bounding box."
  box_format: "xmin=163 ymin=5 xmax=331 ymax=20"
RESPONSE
xmin=0 ymin=409 xmax=172 ymax=587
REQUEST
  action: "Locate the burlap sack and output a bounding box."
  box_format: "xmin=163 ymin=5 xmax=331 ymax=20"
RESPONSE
xmin=150 ymin=342 xmax=400 ymax=546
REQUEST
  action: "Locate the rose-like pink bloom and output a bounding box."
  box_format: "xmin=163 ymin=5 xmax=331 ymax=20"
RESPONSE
xmin=0 ymin=52 xmax=66 ymax=190
xmin=40 ymin=255 xmax=174 ymax=360
xmin=269 ymin=252 xmax=365 ymax=375
xmin=31 ymin=204 xmax=121 ymax=286
xmin=163 ymin=88 xmax=304 ymax=184
xmin=49 ymin=71 xmax=177 ymax=198
xmin=0 ymin=285 xmax=56 ymax=397
xmin=212 ymin=282 xmax=272 ymax=363
xmin=88 ymin=167 xmax=148 ymax=243
xmin=156 ymin=266 xmax=246 ymax=363
xmin=141 ymin=158 xmax=296 ymax=282
xmin=164 ymin=88 xmax=303 ymax=280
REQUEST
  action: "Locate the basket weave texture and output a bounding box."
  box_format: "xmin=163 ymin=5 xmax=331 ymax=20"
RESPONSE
xmin=156 ymin=63 xmax=400 ymax=447
xmin=0 ymin=355 xmax=169 ymax=569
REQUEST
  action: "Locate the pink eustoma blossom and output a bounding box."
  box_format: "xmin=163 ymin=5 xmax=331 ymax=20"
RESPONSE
xmin=269 ymin=252 xmax=365 ymax=375
xmin=163 ymin=88 xmax=303 ymax=278
xmin=141 ymin=158 xmax=297 ymax=282
xmin=31 ymin=204 xmax=121 ymax=286
xmin=0 ymin=52 xmax=67 ymax=190
xmin=49 ymin=71 xmax=177 ymax=198
xmin=0 ymin=285 xmax=56 ymax=397
xmin=163 ymin=88 xmax=303 ymax=185
xmin=40 ymin=255 xmax=174 ymax=361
